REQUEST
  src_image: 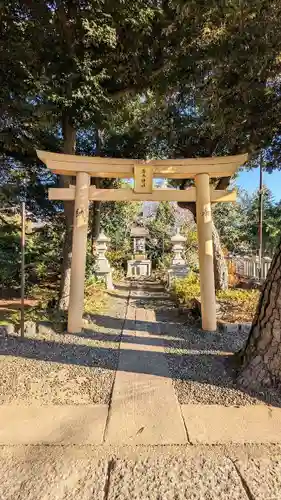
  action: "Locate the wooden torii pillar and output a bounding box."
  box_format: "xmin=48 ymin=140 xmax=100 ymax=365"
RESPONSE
xmin=37 ymin=151 xmax=247 ymax=333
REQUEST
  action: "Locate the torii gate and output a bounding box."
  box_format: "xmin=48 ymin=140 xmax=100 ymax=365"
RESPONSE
xmin=37 ymin=151 xmax=247 ymax=334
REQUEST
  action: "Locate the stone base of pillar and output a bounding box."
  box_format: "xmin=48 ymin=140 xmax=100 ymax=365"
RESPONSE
xmin=127 ymin=259 xmax=151 ymax=278
xmin=95 ymin=259 xmax=114 ymax=290
xmin=105 ymin=271 xmax=113 ymax=290
xmin=167 ymin=265 xmax=189 ymax=288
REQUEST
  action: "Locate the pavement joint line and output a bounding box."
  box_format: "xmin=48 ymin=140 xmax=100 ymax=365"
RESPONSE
xmin=228 ymin=457 xmax=256 ymax=500
xmin=153 ymin=306 xmax=190 ymax=445
xmin=179 ymin=404 xmax=192 ymax=445
xmin=102 ymin=458 xmax=115 ymax=500
xmin=102 ymin=285 xmax=131 ymax=443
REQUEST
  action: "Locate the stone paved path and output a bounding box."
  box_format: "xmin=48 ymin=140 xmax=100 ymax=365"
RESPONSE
xmin=105 ymin=286 xmax=187 ymax=444
xmin=1 ymin=280 xmax=281 ymax=498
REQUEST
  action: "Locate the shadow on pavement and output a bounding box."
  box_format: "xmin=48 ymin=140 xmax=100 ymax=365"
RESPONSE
xmin=1 ymin=331 xmax=281 ymax=408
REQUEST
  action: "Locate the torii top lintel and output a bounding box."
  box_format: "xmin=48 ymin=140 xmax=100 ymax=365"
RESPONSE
xmin=37 ymin=150 xmax=248 ymax=179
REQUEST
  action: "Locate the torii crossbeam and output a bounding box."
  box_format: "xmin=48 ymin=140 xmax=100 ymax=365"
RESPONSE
xmin=37 ymin=150 xmax=248 ymax=333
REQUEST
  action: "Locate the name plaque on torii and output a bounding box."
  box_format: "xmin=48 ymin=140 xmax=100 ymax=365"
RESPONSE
xmin=37 ymin=150 xmax=248 ymax=334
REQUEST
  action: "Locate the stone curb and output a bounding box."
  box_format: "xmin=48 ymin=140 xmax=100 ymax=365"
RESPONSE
xmin=0 ymin=321 xmax=59 ymax=336
xmin=217 ymin=320 xmax=252 ymax=334
xmin=176 ymin=298 xmax=252 ymax=334
xmin=0 ymin=405 xmax=108 ymax=445
xmin=0 ymin=324 xmax=15 ymax=336
xmin=181 ymin=405 xmax=281 ymax=444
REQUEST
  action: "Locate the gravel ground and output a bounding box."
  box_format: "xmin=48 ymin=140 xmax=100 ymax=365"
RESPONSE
xmin=2 ymin=446 xmax=281 ymax=500
xmin=108 ymin=456 xmax=248 ymax=500
xmin=0 ymin=291 xmax=128 ymax=405
xmin=164 ymin=325 xmax=281 ymax=407
xmin=2 ymin=279 xmax=280 ymax=408
xmin=139 ymin=285 xmax=281 ymax=408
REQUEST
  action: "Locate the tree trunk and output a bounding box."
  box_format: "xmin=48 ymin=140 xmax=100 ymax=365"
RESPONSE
xmin=237 ymin=240 xmax=281 ymax=390
xmin=91 ymin=178 xmax=101 ymax=252
xmin=91 ymin=202 xmax=101 ymax=242
xmin=58 ymin=115 xmax=76 ymax=310
xmin=90 ymin=128 xmax=103 ymax=250
xmin=212 ymin=221 xmax=228 ymax=290
xmin=178 ymin=201 xmax=228 ymax=290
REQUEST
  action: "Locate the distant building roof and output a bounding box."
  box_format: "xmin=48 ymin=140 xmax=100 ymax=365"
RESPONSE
xmin=130 ymin=226 xmax=149 ymax=237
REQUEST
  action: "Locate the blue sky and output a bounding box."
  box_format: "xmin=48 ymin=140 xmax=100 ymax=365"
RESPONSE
xmin=235 ymin=168 xmax=281 ymax=201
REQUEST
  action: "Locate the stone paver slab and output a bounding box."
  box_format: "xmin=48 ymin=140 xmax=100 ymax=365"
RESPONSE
xmin=236 ymin=457 xmax=281 ymax=500
xmin=0 ymin=455 xmax=107 ymax=500
xmin=105 ymin=306 xmax=187 ymax=444
xmin=0 ymin=405 xmax=108 ymax=444
xmin=105 ymin=368 xmax=187 ymax=444
xmin=182 ymin=405 xmax=281 ymax=444
xmin=108 ymin=456 xmax=248 ymax=500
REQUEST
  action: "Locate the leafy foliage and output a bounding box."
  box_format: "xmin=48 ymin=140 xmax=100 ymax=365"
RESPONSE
xmin=213 ymin=190 xmax=253 ymax=254
xmin=171 ymin=272 xmax=201 ymax=307
xmin=216 ymin=289 xmax=260 ymax=324
xmin=172 ymin=274 xmax=260 ymax=323
xmin=1 ymin=0 xmax=281 ymax=318
xmin=181 ymin=223 xmax=199 ymax=271
xmin=216 ymin=288 xmax=259 ymax=304
xmin=145 ymin=201 xmax=175 ymax=266
xmin=0 ymin=210 xmax=63 ymax=297
xmin=214 ymin=187 xmax=281 ymax=255
xmin=99 ymin=196 xmax=140 ymax=271
xmin=84 ymin=276 xmax=106 ymax=315
xmin=246 ymin=187 xmax=281 ymax=254
xmin=0 ymin=213 xmax=21 ymax=290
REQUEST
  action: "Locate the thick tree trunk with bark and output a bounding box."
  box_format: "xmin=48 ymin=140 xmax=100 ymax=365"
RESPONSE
xmin=91 ymin=177 xmax=101 ymax=252
xmin=58 ymin=115 xmax=76 ymax=310
xmin=91 ymin=201 xmax=101 ymax=241
xmin=178 ymin=201 xmax=228 ymax=290
xmin=238 ymin=240 xmax=281 ymax=390
xmin=90 ymin=129 xmax=103 ymax=250
xmin=212 ymin=221 xmax=228 ymax=290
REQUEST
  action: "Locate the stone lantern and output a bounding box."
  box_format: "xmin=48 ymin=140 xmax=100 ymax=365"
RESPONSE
xmin=168 ymin=228 xmax=189 ymax=287
xmin=127 ymin=226 xmax=151 ymax=277
xmin=95 ymin=231 xmax=113 ymax=290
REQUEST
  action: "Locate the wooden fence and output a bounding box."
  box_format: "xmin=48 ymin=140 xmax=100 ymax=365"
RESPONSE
xmin=226 ymin=255 xmax=272 ymax=281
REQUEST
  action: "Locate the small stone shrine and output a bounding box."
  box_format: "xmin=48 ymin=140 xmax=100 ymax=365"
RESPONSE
xmin=127 ymin=226 xmax=152 ymax=277
xmin=95 ymin=231 xmax=113 ymax=289
xmin=167 ymin=228 xmax=189 ymax=287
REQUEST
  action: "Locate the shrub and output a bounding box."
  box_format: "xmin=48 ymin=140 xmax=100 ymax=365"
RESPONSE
xmin=171 ymin=272 xmax=200 ymax=307
xmin=106 ymin=249 xmax=129 ymax=270
xmin=84 ymin=276 xmax=106 ymax=314
xmin=153 ymin=253 xmax=172 ymax=283
xmin=216 ymin=288 xmax=259 ymax=304
xmin=216 ymin=288 xmax=260 ymax=323
xmin=181 ymin=224 xmax=199 ymax=271
xmin=172 ymin=274 xmax=259 ymax=310
xmin=112 ymin=266 xmax=125 ymax=282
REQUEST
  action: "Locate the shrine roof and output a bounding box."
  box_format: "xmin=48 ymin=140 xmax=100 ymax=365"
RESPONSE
xmin=130 ymin=227 xmax=149 ymax=237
